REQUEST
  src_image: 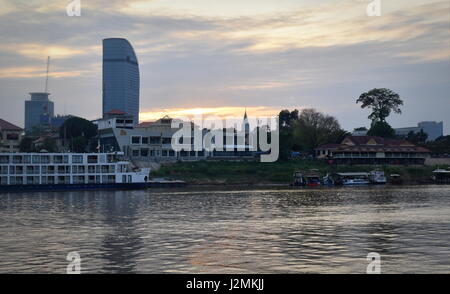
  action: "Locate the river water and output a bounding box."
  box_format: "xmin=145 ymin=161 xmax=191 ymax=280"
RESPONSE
xmin=0 ymin=185 xmax=449 ymax=273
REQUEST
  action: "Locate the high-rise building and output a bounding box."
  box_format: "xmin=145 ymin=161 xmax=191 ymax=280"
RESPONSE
xmin=395 ymin=121 xmax=444 ymax=141
xmin=102 ymin=38 xmax=140 ymax=124
xmin=24 ymin=92 xmax=54 ymax=132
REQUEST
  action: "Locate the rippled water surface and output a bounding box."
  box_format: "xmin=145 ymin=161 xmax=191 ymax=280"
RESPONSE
xmin=0 ymin=185 xmax=449 ymax=273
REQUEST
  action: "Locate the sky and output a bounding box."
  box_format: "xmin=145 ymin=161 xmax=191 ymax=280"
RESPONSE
xmin=0 ymin=0 xmax=449 ymax=133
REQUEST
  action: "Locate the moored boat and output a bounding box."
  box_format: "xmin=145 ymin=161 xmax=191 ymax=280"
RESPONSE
xmin=431 ymin=168 xmax=450 ymax=184
xmin=305 ymin=169 xmax=321 ymax=187
xmin=292 ymin=171 xmax=306 ymax=186
xmin=369 ymin=170 xmax=387 ymax=184
xmin=0 ymin=152 xmax=150 ymax=192
xmin=334 ymin=172 xmax=370 ymax=186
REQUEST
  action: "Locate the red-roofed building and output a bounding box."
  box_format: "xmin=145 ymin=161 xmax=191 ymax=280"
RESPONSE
xmin=0 ymin=118 xmax=23 ymax=153
xmin=315 ymin=136 xmax=430 ymax=165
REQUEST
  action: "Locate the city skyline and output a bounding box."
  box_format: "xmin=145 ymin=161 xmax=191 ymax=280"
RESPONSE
xmin=0 ymin=0 xmax=448 ymax=134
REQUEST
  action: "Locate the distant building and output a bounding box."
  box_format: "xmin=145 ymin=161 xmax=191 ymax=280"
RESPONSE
xmin=395 ymin=121 xmax=443 ymax=141
xmin=0 ymin=118 xmax=23 ymax=153
xmin=102 ymin=38 xmax=140 ymax=124
xmin=39 ymin=114 xmax=72 ymax=129
xmin=50 ymin=115 xmax=72 ymax=129
xmin=25 ymin=92 xmax=54 ymax=133
xmin=315 ymin=136 xmax=430 ymax=165
xmin=93 ymin=110 xmax=134 ymax=131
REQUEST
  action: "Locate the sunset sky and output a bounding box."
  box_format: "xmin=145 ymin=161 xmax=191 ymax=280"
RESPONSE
xmin=0 ymin=0 xmax=449 ymax=133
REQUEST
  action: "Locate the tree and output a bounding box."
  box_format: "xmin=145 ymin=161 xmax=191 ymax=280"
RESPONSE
xmin=278 ymin=109 xmax=299 ymax=160
xmin=367 ymin=121 xmax=395 ymax=138
xmin=59 ymin=116 xmax=97 ymax=139
xmin=19 ymin=137 xmax=35 ymax=152
xmin=405 ymin=130 xmax=428 ymax=145
xmin=279 ymin=109 xmax=299 ymax=130
xmin=59 ymin=116 xmax=97 ymax=152
xmin=425 ymin=135 xmax=450 ymax=155
xmin=71 ymin=136 xmax=88 ymax=153
xmin=356 ymin=88 xmax=403 ymax=123
xmin=39 ymin=137 xmax=58 ymax=152
xmin=293 ymin=109 xmax=347 ymax=152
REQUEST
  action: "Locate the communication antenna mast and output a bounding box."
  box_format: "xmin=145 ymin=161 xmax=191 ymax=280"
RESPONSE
xmin=44 ymin=56 xmax=50 ymax=93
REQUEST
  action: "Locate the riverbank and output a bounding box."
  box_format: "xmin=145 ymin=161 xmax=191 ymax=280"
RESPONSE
xmin=150 ymin=160 xmax=449 ymax=185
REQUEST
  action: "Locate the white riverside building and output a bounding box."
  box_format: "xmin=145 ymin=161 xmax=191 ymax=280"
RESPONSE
xmin=0 ymin=152 xmax=150 ymax=190
xmin=95 ymin=114 xmax=257 ymax=162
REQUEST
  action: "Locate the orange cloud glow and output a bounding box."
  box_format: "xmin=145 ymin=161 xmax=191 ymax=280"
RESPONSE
xmin=139 ymin=106 xmax=288 ymax=122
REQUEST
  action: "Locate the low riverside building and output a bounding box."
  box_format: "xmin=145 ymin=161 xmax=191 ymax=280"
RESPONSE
xmin=315 ymin=136 xmax=431 ymax=165
xmin=0 ymin=119 xmax=23 ymax=153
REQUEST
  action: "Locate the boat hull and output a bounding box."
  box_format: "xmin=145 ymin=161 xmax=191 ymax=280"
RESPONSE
xmin=0 ymin=182 xmax=148 ymax=193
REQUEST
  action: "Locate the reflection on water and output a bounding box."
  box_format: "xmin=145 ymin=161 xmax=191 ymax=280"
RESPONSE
xmin=0 ymin=185 xmax=449 ymax=273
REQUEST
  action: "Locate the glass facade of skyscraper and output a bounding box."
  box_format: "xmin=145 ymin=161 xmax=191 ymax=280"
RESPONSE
xmin=24 ymin=92 xmax=54 ymax=132
xmin=102 ymin=38 xmax=140 ymax=124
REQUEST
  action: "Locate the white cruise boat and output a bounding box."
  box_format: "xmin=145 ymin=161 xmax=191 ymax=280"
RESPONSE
xmin=0 ymin=152 xmax=150 ymax=192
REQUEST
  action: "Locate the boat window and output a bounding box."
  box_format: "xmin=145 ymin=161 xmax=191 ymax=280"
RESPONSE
xmin=0 ymin=155 xmax=9 ymax=164
xmin=72 ymin=155 xmax=83 ymax=164
xmin=87 ymin=155 xmax=98 ymax=164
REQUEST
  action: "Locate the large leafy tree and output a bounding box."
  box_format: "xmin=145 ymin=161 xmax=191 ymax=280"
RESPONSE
xmin=59 ymin=116 xmax=97 ymax=152
xmin=59 ymin=116 xmax=97 ymax=139
xmin=356 ymin=88 xmax=403 ymax=123
xmin=293 ymin=109 xmax=347 ymax=152
xmin=367 ymin=121 xmax=395 ymax=138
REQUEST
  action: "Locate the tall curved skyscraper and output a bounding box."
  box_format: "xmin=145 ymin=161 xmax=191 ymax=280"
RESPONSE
xmin=102 ymin=38 xmax=140 ymax=124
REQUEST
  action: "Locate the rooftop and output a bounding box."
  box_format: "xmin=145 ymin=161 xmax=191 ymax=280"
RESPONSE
xmin=316 ymin=136 xmax=430 ymax=153
xmin=0 ymin=118 xmax=23 ymax=131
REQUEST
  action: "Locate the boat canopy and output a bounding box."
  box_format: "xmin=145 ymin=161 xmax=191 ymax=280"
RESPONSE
xmin=335 ymin=172 xmax=369 ymax=176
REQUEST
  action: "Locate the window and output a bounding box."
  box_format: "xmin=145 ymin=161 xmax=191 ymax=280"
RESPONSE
xmin=131 ymin=136 xmax=141 ymax=144
xmin=6 ymin=133 xmax=19 ymax=140
xmin=142 ymin=137 xmax=149 ymax=144
xmin=13 ymin=155 xmax=22 ymax=163
xmin=141 ymin=149 xmax=149 ymax=157
xmin=132 ymin=150 xmax=139 ymax=157
xmin=32 ymin=155 xmax=41 ymax=164
xmin=54 ymin=155 xmax=63 ymax=164
xmin=72 ymin=155 xmax=83 ymax=164
xmin=162 ymin=137 xmax=171 ymax=144
xmin=0 ymin=156 xmax=9 ymax=164
xmin=87 ymin=155 xmax=98 ymax=164
xmin=150 ymin=136 xmax=161 ymax=144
